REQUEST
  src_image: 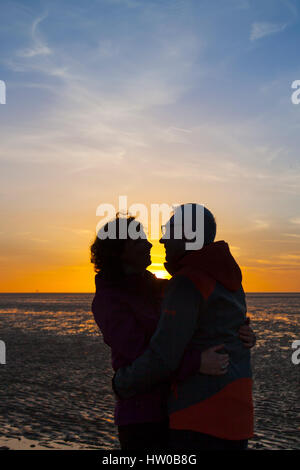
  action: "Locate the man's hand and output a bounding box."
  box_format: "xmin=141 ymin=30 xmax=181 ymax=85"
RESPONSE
xmin=239 ymin=318 xmax=256 ymax=348
xmin=199 ymin=344 xmax=229 ymax=375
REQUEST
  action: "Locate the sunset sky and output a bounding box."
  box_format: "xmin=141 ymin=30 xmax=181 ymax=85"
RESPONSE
xmin=0 ymin=0 xmax=300 ymax=292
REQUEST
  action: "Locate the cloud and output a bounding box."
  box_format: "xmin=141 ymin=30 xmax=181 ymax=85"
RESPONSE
xmin=284 ymin=233 xmax=300 ymax=238
xmin=17 ymin=13 xmax=52 ymax=58
xmin=1 ymin=9 xmax=206 ymax=176
xmin=278 ymin=253 xmax=300 ymax=263
xmin=250 ymin=22 xmax=287 ymax=41
xmin=103 ymin=0 xmax=142 ymax=8
xmin=253 ymin=219 xmax=269 ymax=230
xmin=18 ymin=44 xmax=52 ymax=58
xmin=290 ymin=217 xmax=300 ymax=225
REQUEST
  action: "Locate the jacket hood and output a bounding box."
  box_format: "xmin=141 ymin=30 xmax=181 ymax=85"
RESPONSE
xmin=177 ymin=240 xmax=242 ymax=291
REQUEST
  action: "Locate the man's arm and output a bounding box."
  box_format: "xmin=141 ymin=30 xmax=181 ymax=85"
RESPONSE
xmin=114 ymin=275 xmax=202 ymax=399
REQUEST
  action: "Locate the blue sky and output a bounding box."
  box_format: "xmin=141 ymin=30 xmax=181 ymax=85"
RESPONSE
xmin=0 ymin=0 xmax=300 ymax=291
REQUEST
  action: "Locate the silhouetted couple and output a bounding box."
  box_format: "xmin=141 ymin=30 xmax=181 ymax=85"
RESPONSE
xmin=91 ymin=204 xmax=255 ymax=450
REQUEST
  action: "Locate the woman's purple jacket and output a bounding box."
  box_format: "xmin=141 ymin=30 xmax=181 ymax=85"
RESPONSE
xmin=92 ymin=270 xmax=202 ymax=426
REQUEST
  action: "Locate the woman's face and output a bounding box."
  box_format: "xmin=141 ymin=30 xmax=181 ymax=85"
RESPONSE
xmin=121 ymin=234 xmax=152 ymax=273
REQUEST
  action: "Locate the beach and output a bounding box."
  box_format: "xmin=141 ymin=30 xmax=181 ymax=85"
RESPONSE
xmin=0 ymin=293 xmax=299 ymax=450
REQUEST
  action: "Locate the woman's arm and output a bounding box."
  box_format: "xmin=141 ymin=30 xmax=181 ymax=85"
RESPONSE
xmin=239 ymin=319 xmax=256 ymax=348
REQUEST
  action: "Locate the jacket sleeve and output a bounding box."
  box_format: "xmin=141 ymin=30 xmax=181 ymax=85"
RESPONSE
xmin=113 ymin=275 xmax=203 ymax=398
xmin=175 ymin=347 xmax=202 ymax=382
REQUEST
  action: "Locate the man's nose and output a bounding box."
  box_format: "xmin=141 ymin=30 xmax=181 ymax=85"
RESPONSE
xmin=147 ymin=240 xmax=153 ymax=249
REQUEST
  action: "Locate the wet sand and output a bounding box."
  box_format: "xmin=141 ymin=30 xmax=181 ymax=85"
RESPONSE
xmin=0 ymin=329 xmax=117 ymax=450
xmin=246 ymin=294 xmax=300 ymax=450
xmin=0 ymin=293 xmax=299 ymax=450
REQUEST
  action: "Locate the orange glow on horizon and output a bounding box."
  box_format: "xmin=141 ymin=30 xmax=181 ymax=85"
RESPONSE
xmin=0 ymin=226 xmax=299 ymax=293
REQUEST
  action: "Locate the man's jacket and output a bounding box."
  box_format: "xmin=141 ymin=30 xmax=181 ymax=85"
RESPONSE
xmin=114 ymin=241 xmax=254 ymax=440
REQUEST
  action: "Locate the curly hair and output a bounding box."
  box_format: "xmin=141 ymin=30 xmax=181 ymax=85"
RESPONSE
xmin=90 ymin=215 xmax=140 ymax=281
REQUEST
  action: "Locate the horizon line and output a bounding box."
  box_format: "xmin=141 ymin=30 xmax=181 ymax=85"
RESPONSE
xmin=0 ymin=291 xmax=300 ymax=294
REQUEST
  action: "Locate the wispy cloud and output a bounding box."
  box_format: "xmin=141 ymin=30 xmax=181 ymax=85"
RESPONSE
xmin=103 ymin=0 xmax=142 ymax=8
xmin=253 ymin=219 xmax=269 ymax=230
xmin=17 ymin=13 xmax=52 ymax=58
xmin=284 ymin=233 xmax=300 ymax=238
xmin=250 ymin=22 xmax=287 ymax=41
xmin=279 ymin=253 xmax=300 ymax=259
xmin=2 ymin=9 xmax=204 ymax=174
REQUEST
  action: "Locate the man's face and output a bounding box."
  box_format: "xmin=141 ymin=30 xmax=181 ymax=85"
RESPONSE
xmin=160 ymin=219 xmax=186 ymax=265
